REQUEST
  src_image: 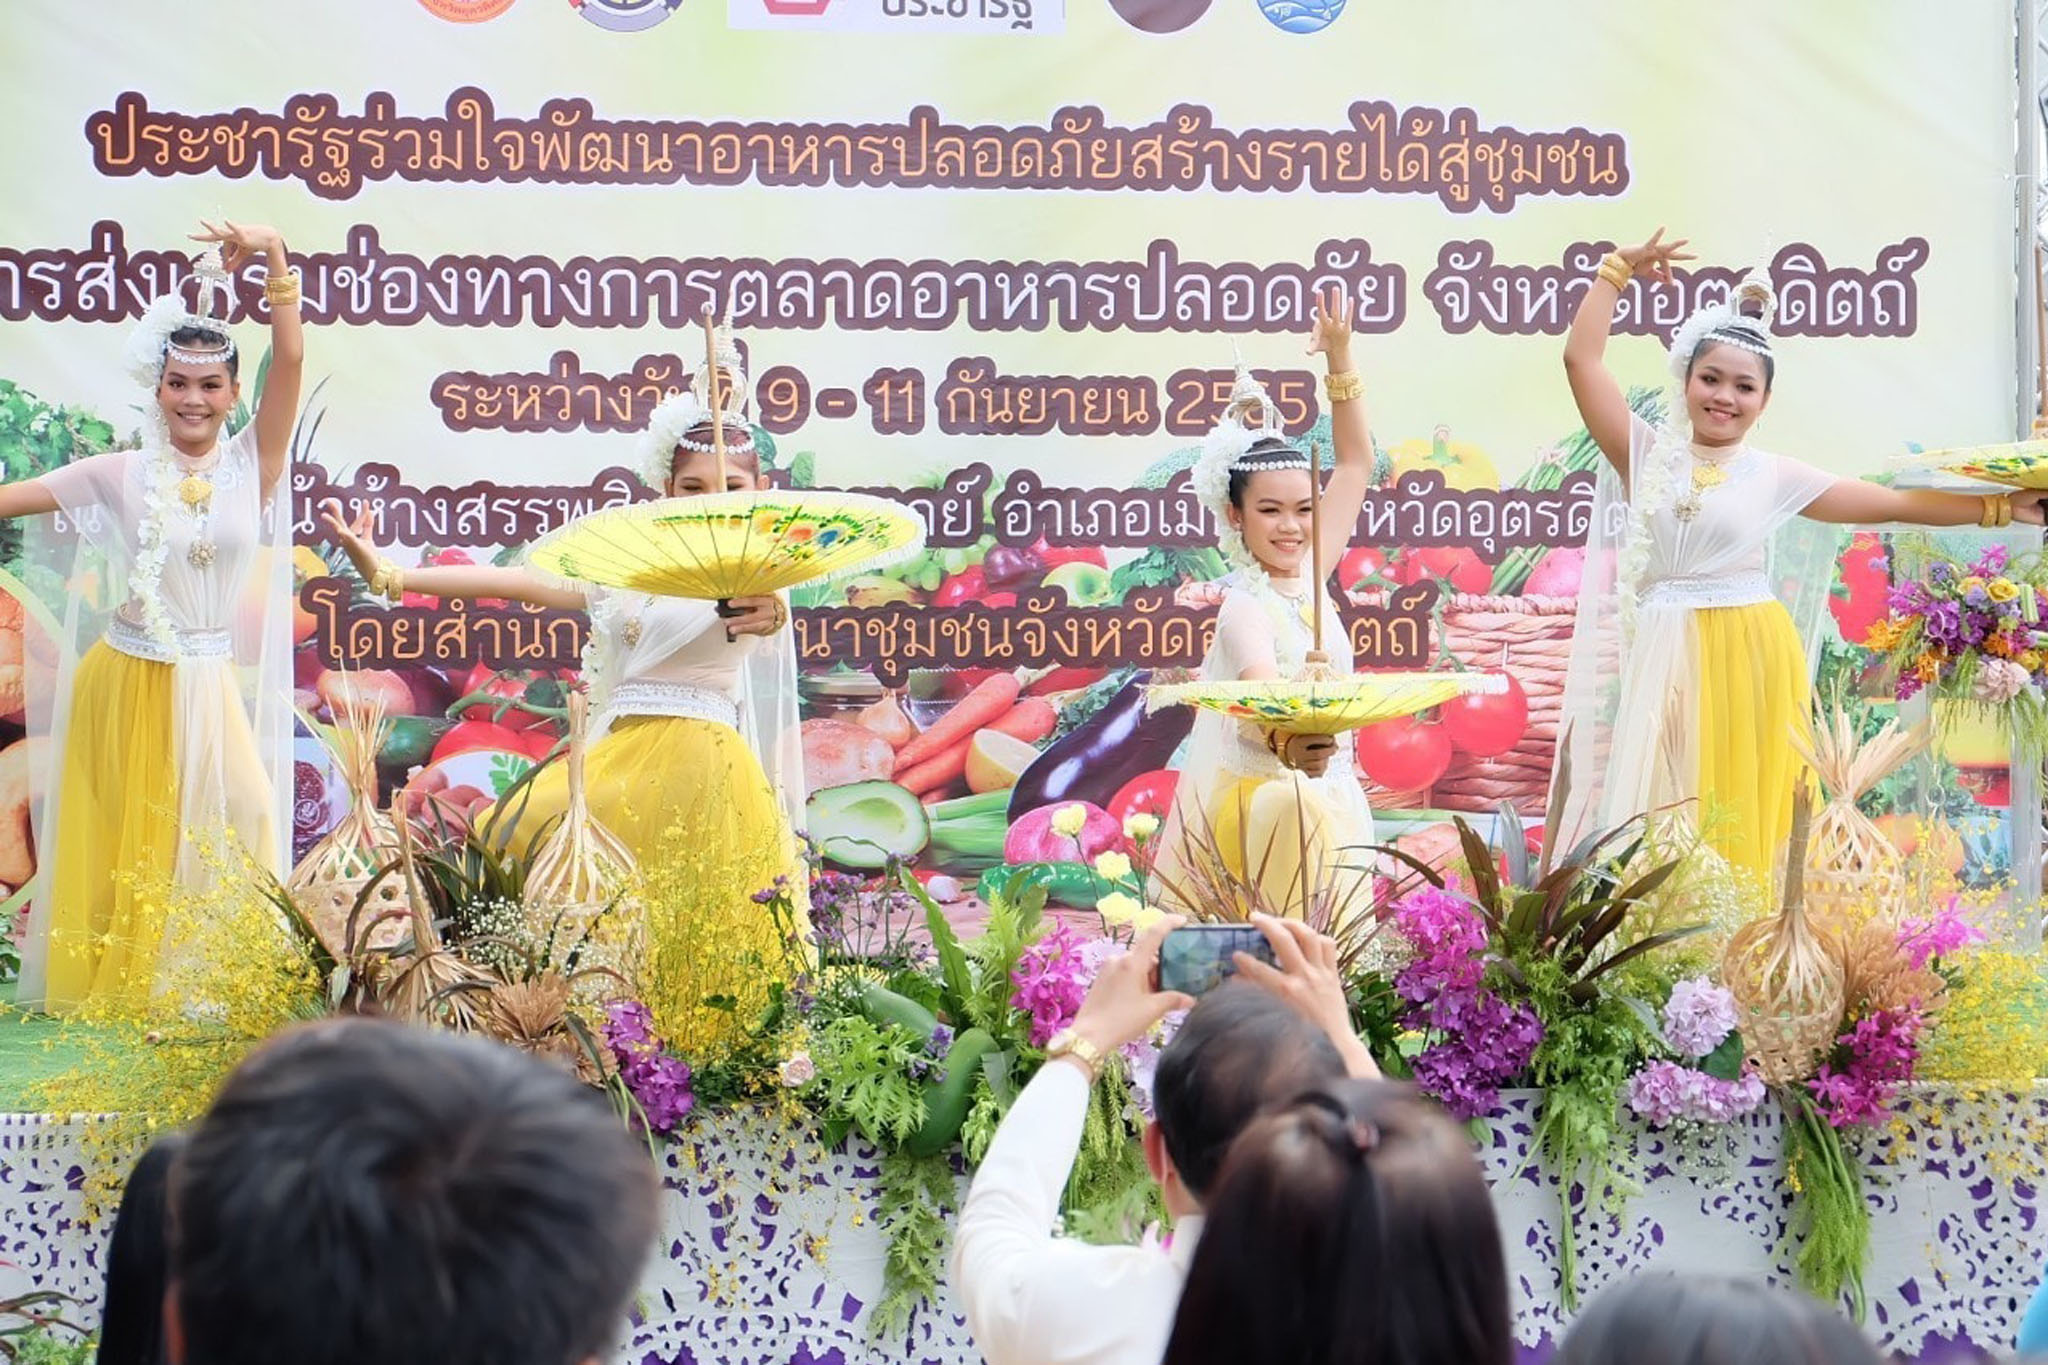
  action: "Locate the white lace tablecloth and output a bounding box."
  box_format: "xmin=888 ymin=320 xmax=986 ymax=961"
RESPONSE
xmin=1 ymin=1087 xmax=2042 ymax=1362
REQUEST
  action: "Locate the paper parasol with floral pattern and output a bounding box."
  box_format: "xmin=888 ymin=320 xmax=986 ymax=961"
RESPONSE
xmin=524 ymin=490 xmax=926 ymax=600
xmin=1144 ymin=671 xmax=1504 ymax=735
xmin=1890 ymin=440 xmax=2048 ymax=489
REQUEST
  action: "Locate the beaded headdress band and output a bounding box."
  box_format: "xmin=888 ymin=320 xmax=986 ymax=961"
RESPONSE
xmin=637 ymin=314 xmax=756 ymax=488
xmin=1190 ymin=352 xmax=1314 ymax=568
xmin=123 ymin=247 xmax=238 ymax=389
xmin=1667 ymin=267 xmax=1777 ymax=381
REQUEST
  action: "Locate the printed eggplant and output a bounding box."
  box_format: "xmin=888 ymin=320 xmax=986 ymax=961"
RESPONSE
xmin=1005 ymin=672 xmax=1192 ymax=822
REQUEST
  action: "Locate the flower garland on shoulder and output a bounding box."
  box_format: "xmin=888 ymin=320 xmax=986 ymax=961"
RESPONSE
xmin=128 ymin=410 xmax=186 ymax=650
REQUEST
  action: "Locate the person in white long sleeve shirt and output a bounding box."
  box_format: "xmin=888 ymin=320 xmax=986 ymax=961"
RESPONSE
xmin=952 ymin=914 xmax=1381 ymax=1365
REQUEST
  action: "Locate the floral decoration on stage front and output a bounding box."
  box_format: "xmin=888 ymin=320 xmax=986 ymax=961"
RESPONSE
xmin=1866 ymin=540 xmax=2048 ymax=750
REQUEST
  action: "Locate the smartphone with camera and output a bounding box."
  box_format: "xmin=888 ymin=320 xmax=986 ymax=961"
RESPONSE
xmin=1157 ymin=924 xmax=1277 ymax=997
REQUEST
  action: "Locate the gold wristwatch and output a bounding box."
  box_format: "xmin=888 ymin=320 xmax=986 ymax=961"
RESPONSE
xmin=1044 ymin=1029 xmax=1109 ymax=1081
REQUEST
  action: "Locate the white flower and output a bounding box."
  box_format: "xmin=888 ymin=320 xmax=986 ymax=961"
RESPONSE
xmin=779 ymin=1051 xmax=816 ymax=1087
xmin=1124 ymin=812 xmax=1161 ymax=843
xmin=1050 ymin=804 xmax=1088 ymax=839
xmin=1093 ymin=850 xmax=1133 ymax=882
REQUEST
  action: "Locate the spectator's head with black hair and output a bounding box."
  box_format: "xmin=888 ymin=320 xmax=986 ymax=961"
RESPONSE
xmin=1147 ymin=980 xmax=1349 ymax=1209
xmin=167 ymin=1017 xmax=658 ymax=1365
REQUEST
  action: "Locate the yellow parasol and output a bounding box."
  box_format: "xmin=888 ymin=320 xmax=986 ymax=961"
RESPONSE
xmin=526 ymin=314 xmax=926 ymax=600
xmin=1889 ymin=439 xmax=2048 ymax=490
xmin=1146 ymin=440 xmax=1502 ymax=733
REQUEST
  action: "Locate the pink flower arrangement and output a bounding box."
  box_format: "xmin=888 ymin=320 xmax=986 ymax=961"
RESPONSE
xmin=603 ymin=1000 xmax=696 ymax=1135
xmin=1010 ymin=922 xmax=1095 ymax=1046
xmin=1624 ymin=977 xmax=1765 ymax=1128
xmin=1898 ymin=898 xmax=1987 ymax=971
xmin=1626 ymin=1061 xmax=1766 ymax=1126
xmin=1389 ymin=887 xmax=1542 ymax=1121
xmin=1809 ymin=1007 xmax=1922 ymax=1128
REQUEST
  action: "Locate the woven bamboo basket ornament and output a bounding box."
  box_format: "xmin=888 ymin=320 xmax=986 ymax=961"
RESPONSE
xmin=286 ymin=686 xmax=407 ymax=960
xmin=1721 ymin=790 xmax=1847 ymax=1084
xmin=1787 ymin=706 xmax=1928 ymax=933
xmin=523 ymin=692 xmax=642 ymax=974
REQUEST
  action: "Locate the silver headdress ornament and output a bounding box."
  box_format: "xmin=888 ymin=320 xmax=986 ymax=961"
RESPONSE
xmin=637 ymin=313 xmax=756 ymax=490
xmin=1190 ymin=352 xmax=1309 ymax=569
xmin=1666 ymin=266 xmax=1777 ymax=381
xmin=123 ymin=246 xmax=238 ymax=390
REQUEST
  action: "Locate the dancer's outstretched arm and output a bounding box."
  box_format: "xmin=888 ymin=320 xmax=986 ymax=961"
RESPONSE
xmin=1564 ymin=228 xmax=1695 ymax=482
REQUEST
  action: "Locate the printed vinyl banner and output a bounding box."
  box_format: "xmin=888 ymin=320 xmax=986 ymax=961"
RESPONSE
xmin=0 ymin=1 xmax=2024 ymax=893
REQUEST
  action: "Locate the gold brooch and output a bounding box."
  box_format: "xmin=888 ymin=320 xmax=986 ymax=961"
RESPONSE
xmin=177 ymin=474 xmax=213 ymax=510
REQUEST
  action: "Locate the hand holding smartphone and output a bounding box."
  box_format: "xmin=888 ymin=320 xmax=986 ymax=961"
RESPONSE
xmin=1156 ymin=924 xmax=1279 ymax=997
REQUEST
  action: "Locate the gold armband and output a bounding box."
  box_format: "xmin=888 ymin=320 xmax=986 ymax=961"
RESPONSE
xmin=368 ymin=559 xmax=406 ymax=602
xmin=264 ymin=270 xmax=302 ymax=309
xmin=1323 ymin=370 xmax=1365 ymax=404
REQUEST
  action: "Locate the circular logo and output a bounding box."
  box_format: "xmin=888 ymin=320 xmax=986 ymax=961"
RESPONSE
xmin=1255 ymin=0 xmax=1343 ymax=32
xmin=1105 ymin=0 xmax=1211 ymax=33
xmin=570 ymin=0 xmax=683 ymax=29
xmin=417 ymin=0 xmax=518 ymax=20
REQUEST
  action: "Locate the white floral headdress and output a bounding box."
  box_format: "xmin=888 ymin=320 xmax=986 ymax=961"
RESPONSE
xmin=636 ymin=317 xmax=755 ymax=491
xmin=123 ymin=246 xmax=238 ymax=391
xmin=1666 ymin=266 xmax=1776 ymax=381
xmin=1189 ymin=356 xmax=1308 ymax=570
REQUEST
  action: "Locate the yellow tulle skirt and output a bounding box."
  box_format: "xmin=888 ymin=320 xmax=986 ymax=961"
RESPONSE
xmin=1692 ymin=601 xmax=1813 ymax=890
xmin=1207 ymin=773 xmax=1372 ymax=931
xmin=514 ymin=713 xmax=802 ymax=1061
xmin=43 ymin=643 xmax=269 ymax=1012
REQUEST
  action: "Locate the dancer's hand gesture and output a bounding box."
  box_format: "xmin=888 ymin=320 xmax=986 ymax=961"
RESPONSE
xmin=191 ymin=220 xmax=285 ymax=273
xmin=1616 ymin=228 xmax=1696 ymax=285
xmin=1306 ymin=284 xmax=1354 ymax=360
xmin=318 ymin=498 xmax=382 ymax=582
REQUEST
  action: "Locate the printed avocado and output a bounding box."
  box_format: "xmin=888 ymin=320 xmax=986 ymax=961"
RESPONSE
xmin=805 ymin=780 xmax=931 ymax=869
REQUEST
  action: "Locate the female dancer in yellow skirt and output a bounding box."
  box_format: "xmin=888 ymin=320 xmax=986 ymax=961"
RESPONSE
xmin=323 ymin=344 xmax=803 ymax=1051
xmin=1555 ymin=230 xmax=2046 ymax=891
xmin=5 ymin=221 xmax=304 ymax=1012
xmin=1154 ymin=287 xmax=1379 ymax=927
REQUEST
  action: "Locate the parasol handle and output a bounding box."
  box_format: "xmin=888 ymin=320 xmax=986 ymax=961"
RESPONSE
xmin=702 ymin=308 xmax=728 ymax=490
xmin=1308 ymin=439 xmax=1325 ymax=659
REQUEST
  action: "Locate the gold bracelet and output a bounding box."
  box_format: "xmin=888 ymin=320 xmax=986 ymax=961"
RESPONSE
xmin=1323 ymin=370 xmax=1365 ymax=404
xmin=1997 ymin=493 xmax=2015 ymax=528
xmin=1981 ymin=494 xmax=2008 ymax=529
xmin=1596 ymin=252 xmax=1632 ymax=291
xmin=368 ymin=559 xmax=405 ymax=602
xmin=264 ymin=271 xmax=301 ymax=308
xmin=770 ymin=597 xmax=790 ymax=632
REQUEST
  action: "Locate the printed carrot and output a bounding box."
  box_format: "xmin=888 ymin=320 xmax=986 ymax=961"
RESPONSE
xmin=896 ymin=701 xmax=1060 ymax=796
xmin=892 ymin=670 xmax=1023 ymax=773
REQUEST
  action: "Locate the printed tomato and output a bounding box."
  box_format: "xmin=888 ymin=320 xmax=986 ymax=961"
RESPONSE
xmin=431 ymin=720 xmax=531 ymax=765
xmin=1354 ymin=716 xmax=1454 ymax=792
xmin=1440 ymin=674 xmax=1530 ymax=757
xmin=1396 ymin=547 xmax=1490 ymax=596
xmin=457 ymin=664 xmax=561 ymax=732
xmin=1336 ymin=546 xmax=1394 ymax=594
